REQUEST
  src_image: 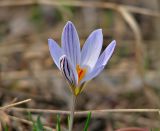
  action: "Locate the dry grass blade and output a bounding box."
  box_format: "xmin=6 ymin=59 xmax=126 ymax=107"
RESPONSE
xmin=114 ymin=114 xmax=160 ymax=127
xmin=0 ymin=99 xmax=31 ymax=110
xmin=118 ymin=6 xmax=160 ymax=107
xmin=118 ymin=7 xmax=145 ymax=76
xmin=0 ymin=0 xmax=159 ymax=17
xmin=8 ymin=115 xmax=55 ymax=131
xmin=0 ymin=0 xmax=35 ymax=6
xmin=0 ymin=111 xmax=10 ymax=125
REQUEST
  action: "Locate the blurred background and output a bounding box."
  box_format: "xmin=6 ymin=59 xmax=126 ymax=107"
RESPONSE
xmin=0 ymin=0 xmax=160 ymax=130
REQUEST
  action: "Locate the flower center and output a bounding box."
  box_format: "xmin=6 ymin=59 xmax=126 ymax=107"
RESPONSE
xmin=76 ymin=65 xmax=87 ymax=83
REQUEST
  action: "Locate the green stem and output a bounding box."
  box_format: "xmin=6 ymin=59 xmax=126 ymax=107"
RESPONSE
xmin=69 ymin=94 xmax=76 ymax=131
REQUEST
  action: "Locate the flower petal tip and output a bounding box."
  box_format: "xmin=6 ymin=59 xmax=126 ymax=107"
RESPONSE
xmin=89 ymin=29 xmax=103 ymax=40
xmin=94 ymin=29 xmax=102 ymax=34
xmin=66 ymin=21 xmax=73 ymax=24
xmin=112 ymin=40 xmax=116 ymax=44
xmin=48 ymin=38 xmax=53 ymax=42
xmin=97 ymin=29 xmax=102 ymax=32
xmin=92 ymin=29 xmax=103 ymax=39
xmin=48 ymin=39 xmax=58 ymax=48
xmin=48 ymin=38 xmax=54 ymax=44
xmin=110 ymin=40 xmax=116 ymax=48
xmin=65 ymin=21 xmax=74 ymax=28
xmin=48 ymin=38 xmax=51 ymax=41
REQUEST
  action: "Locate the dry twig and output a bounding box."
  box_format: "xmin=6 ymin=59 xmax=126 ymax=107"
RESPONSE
xmin=10 ymin=107 xmax=160 ymax=117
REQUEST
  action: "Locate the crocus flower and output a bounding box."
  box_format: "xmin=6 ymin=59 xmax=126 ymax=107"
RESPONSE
xmin=48 ymin=21 xmax=116 ymax=96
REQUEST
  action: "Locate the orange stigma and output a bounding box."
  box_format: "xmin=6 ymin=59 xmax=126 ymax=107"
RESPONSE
xmin=76 ymin=65 xmax=87 ymax=83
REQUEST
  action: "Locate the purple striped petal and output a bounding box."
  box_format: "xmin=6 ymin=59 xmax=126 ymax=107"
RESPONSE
xmin=95 ymin=40 xmax=116 ymax=69
xmin=62 ymin=21 xmax=81 ymax=68
xmin=81 ymin=29 xmax=103 ymax=71
xmin=48 ymin=38 xmax=63 ymax=69
xmin=60 ymin=55 xmax=78 ymax=87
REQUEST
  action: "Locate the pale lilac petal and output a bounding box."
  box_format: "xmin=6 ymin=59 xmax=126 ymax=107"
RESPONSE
xmin=81 ymin=29 xmax=103 ymax=71
xmin=81 ymin=66 xmax=104 ymax=83
xmin=95 ymin=40 xmax=116 ymax=69
xmin=48 ymin=38 xmax=63 ymax=69
xmin=62 ymin=21 xmax=81 ymax=68
xmin=60 ymin=55 xmax=78 ymax=86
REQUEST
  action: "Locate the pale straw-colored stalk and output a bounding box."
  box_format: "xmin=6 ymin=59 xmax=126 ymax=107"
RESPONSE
xmin=69 ymin=94 xmax=76 ymax=131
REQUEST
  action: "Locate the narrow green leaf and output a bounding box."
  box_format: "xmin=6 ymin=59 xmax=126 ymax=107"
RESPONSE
xmin=83 ymin=112 xmax=92 ymax=131
xmin=67 ymin=115 xmax=70 ymax=130
xmin=150 ymin=128 xmax=160 ymax=131
xmin=28 ymin=112 xmax=44 ymax=131
xmin=4 ymin=125 xmax=9 ymax=131
xmin=56 ymin=114 xmax=61 ymax=131
xmin=28 ymin=112 xmax=37 ymax=131
xmin=36 ymin=115 xmax=44 ymax=131
xmin=28 ymin=112 xmax=33 ymax=121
